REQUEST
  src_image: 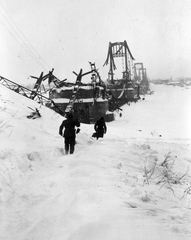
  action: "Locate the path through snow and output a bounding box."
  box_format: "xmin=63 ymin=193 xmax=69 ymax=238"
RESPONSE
xmin=0 ymin=83 xmax=191 ymax=240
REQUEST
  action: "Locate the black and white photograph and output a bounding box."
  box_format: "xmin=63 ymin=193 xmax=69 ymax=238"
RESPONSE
xmin=0 ymin=0 xmax=191 ymax=239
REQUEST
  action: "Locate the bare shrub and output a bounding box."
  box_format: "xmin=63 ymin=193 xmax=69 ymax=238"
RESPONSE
xmin=181 ymin=182 xmax=191 ymax=199
xmin=0 ymin=118 xmax=12 ymax=134
xmin=143 ymin=151 xmax=188 ymax=197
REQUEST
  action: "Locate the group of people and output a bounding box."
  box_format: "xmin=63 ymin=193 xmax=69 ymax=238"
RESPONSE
xmin=59 ymin=113 xmax=107 ymax=155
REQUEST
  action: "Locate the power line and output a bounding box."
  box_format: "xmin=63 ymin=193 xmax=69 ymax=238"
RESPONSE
xmin=0 ymin=3 xmax=51 ymax=71
xmin=0 ymin=11 xmax=48 ymax=71
xmin=0 ymin=3 xmax=51 ymax=70
xmin=0 ymin=19 xmax=47 ymax=71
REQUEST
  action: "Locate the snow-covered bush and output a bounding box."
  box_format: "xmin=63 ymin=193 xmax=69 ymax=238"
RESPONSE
xmin=143 ymin=151 xmax=189 ymax=197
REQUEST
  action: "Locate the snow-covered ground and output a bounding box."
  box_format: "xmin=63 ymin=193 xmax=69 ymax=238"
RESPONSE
xmin=0 ymin=83 xmax=191 ymax=240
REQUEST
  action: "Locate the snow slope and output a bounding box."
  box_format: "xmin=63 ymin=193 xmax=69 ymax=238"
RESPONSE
xmin=0 ymin=83 xmax=191 ymax=240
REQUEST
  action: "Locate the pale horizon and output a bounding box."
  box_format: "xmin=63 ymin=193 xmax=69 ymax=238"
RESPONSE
xmin=0 ymin=0 xmax=191 ymax=84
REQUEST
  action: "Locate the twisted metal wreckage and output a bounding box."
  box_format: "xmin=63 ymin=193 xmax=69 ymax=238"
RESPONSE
xmin=0 ymin=40 xmax=150 ymax=124
xmin=103 ymin=41 xmax=149 ymax=108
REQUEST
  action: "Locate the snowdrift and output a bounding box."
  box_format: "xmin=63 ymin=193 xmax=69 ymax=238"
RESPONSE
xmin=0 ymin=83 xmax=191 ymax=240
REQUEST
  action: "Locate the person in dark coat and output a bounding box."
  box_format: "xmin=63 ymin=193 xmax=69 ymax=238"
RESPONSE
xmin=94 ymin=116 xmax=107 ymax=140
xmin=59 ymin=112 xmax=80 ymax=154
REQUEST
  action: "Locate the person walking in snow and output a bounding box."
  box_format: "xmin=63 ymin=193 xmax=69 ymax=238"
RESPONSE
xmin=59 ymin=112 xmax=80 ymax=154
xmin=94 ymin=116 xmax=107 ymax=140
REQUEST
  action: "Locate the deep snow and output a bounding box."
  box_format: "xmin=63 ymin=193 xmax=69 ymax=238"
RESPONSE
xmin=0 ymin=83 xmax=191 ymax=240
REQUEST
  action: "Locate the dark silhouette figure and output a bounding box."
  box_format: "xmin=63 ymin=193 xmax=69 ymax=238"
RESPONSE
xmin=59 ymin=113 xmax=80 ymax=154
xmin=94 ymin=117 xmax=107 ymax=140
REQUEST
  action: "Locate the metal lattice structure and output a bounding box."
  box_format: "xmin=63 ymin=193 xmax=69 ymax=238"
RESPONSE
xmin=103 ymin=40 xmax=135 ymax=83
xmin=134 ymin=63 xmax=149 ymax=94
xmin=0 ymin=75 xmax=65 ymax=116
xmin=134 ymin=62 xmax=144 ymax=83
xmin=64 ymin=69 xmax=92 ymax=114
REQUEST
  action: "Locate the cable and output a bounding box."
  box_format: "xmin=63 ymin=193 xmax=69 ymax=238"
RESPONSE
xmin=0 ymin=3 xmax=50 ymax=71
xmin=0 ymin=3 xmax=51 ymax=70
xmin=0 ymin=15 xmax=47 ymax=71
xmin=0 ymin=19 xmax=48 ymax=71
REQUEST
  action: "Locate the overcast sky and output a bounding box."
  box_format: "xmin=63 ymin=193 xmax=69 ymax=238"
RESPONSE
xmin=0 ymin=0 xmax=191 ymax=84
